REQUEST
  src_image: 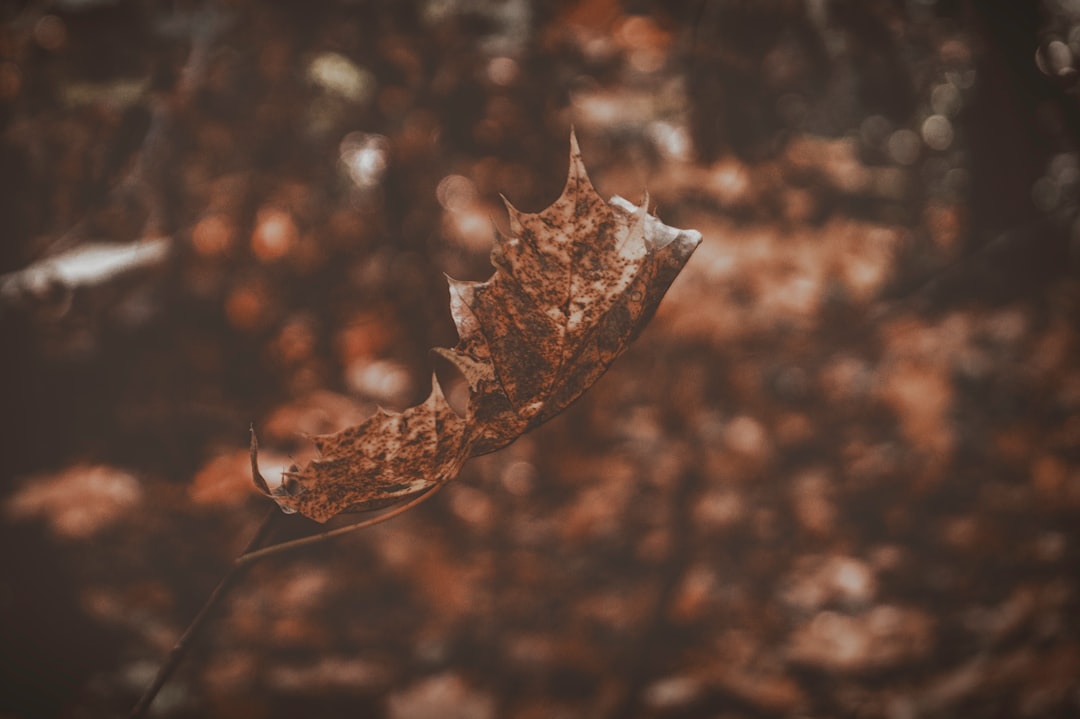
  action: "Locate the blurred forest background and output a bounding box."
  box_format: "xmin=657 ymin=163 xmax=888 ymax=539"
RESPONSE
xmin=1 ymin=0 xmax=1079 ymax=717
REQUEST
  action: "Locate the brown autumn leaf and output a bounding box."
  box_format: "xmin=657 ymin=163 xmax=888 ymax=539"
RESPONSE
xmin=256 ymin=134 xmax=702 ymax=522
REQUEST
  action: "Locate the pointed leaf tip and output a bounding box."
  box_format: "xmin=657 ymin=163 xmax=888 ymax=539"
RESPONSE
xmin=249 ymin=425 xmax=271 ymax=496
xmin=566 ymin=130 xmax=589 ymax=184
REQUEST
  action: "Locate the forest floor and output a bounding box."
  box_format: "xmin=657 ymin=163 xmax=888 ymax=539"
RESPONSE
xmin=1 ymin=2 xmax=1078 ymax=718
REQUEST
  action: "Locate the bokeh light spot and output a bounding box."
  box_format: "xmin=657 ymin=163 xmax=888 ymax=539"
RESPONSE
xmin=225 ymin=282 xmax=270 ymax=331
xmin=307 ymin=52 xmax=374 ymax=102
xmin=921 ymin=115 xmax=954 ymax=151
xmin=615 ymin=15 xmax=669 ymax=73
xmin=436 ymin=174 xmax=478 ymax=212
xmin=345 ymin=358 xmax=412 ymax=403
xmin=340 ymin=132 xmax=390 ymax=189
xmin=34 ymin=15 xmax=67 ymax=51
xmin=887 ymin=129 xmax=921 ymax=165
xmin=486 ymin=56 xmax=519 ymax=86
xmin=930 ymin=83 xmax=962 ymax=116
xmin=192 ymin=214 xmax=235 ymax=257
xmin=251 ymin=207 xmax=298 ymax=261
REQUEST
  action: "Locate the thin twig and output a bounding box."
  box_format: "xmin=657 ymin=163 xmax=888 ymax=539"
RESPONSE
xmin=128 ymin=506 xmax=279 ymax=719
xmin=236 ymin=483 xmax=446 ymax=566
xmin=128 ymin=483 xmax=445 ymax=717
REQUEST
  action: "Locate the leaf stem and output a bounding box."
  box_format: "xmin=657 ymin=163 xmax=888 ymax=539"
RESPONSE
xmin=129 ymin=480 xmax=444 ymax=717
xmin=128 ymin=505 xmax=280 ymax=718
xmin=235 ymin=483 xmax=445 ymax=566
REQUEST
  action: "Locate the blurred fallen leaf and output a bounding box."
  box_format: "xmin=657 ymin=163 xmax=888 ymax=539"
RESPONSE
xmin=6 ymin=464 xmax=143 ymax=539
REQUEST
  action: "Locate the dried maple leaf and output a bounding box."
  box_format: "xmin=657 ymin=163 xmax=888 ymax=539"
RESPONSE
xmin=256 ymin=134 xmax=702 ymax=522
